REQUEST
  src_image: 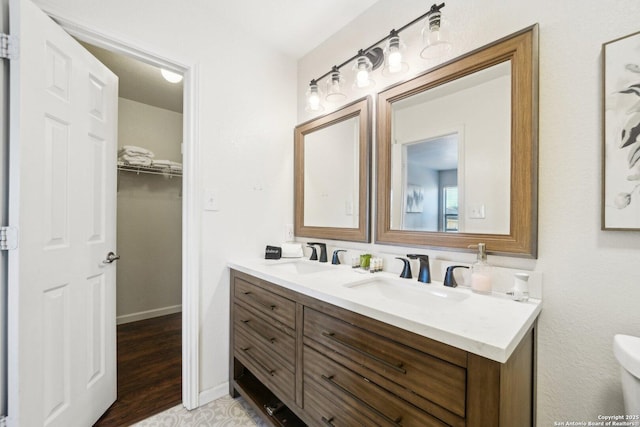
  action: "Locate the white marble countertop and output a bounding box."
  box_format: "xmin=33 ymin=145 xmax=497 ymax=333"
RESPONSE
xmin=228 ymin=258 xmax=542 ymax=363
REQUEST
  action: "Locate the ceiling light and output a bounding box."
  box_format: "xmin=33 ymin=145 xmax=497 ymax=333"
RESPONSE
xmin=160 ymin=68 xmax=183 ymax=84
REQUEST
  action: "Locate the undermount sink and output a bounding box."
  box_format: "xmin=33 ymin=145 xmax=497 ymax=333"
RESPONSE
xmin=344 ymin=277 xmax=469 ymax=308
xmin=266 ymin=260 xmax=334 ymax=275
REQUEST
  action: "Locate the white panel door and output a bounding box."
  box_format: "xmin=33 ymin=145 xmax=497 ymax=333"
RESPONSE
xmin=7 ymin=0 xmax=119 ymax=425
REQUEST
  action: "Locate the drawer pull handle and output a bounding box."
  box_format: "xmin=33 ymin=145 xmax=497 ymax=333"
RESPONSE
xmin=320 ymin=374 xmax=403 ymax=427
xmin=242 ymin=291 xmax=277 ymax=311
xmin=241 ymin=319 xmax=276 ymax=344
xmin=240 ymin=347 xmax=275 ymax=376
xmin=321 ymin=332 xmax=407 ymax=374
xmin=321 ymin=416 xmax=336 ymax=426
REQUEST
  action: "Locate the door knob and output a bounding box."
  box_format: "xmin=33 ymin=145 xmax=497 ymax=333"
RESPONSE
xmin=103 ymin=251 xmax=120 ymax=264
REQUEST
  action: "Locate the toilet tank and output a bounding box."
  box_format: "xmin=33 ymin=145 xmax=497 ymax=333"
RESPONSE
xmin=614 ymin=334 xmax=640 ymax=414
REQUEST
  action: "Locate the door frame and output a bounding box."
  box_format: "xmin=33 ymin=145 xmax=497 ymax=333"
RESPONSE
xmin=38 ymin=10 xmax=202 ymax=410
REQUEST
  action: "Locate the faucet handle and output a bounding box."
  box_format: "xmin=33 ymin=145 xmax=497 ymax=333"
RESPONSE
xmin=444 ymin=265 xmax=469 ymax=287
xmin=395 ymin=257 xmax=412 ymax=279
xmin=307 ymin=245 xmax=318 ymax=261
xmin=308 ymin=242 xmax=328 ymax=263
xmin=332 ymin=249 xmax=346 ymax=265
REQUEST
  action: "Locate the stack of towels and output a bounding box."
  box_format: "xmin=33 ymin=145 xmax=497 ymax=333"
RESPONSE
xmin=118 ymin=145 xmax=183 ymax=173
xmin=118 ymin=145 xmax=155 ymax=166
xmin=151 ymin=159 xmax=183 ymax=173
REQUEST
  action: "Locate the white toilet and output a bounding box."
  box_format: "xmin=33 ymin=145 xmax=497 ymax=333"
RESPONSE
xmin=614 ymin=334 xmax=640 ymax=414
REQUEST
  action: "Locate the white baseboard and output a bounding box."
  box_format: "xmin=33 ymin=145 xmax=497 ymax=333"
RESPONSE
xmin=116 ymin=304 xmax=182 ymax=325
xmin=198 ymin=382 xmax=229 ymax=406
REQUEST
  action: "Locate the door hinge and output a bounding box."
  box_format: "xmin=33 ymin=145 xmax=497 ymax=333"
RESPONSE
xmin=0 ymin=226 xmax=18 ymax=250
xmin=0 ymin=33 xmax=18 ymax=60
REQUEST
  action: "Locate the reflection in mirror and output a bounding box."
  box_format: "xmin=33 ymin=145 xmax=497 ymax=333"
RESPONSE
xmin=390 ymin=62 xmax=511 ymax=234
xmin=304 ymin=116 xmax=359 ymax=228
xmin=295 ymin=97 xmax=371 ymax=242
xmin=391 ymin=132 xmax=461 ymax=232
xmin=376 ymin=25 xmax=538 ymax=257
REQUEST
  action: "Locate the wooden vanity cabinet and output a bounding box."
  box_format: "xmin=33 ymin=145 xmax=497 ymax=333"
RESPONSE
xmin=229 ymin=269 xmax=534 ymax=427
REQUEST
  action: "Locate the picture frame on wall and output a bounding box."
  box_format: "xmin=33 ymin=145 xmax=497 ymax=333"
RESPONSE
xmin=602 ymin=30 xmax=640 ymax=230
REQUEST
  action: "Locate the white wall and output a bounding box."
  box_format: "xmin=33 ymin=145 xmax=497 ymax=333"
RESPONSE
xmin=31 ymin=0 xmax=297 ymax=401
xmin=298 ymin=0 xmax=640 ymax=424
xmin=116 ymin=98 xmax=182 ymax=322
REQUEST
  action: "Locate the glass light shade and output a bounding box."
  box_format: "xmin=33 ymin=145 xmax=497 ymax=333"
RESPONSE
xmin=160 ymin=68 xmax=183 ymax=83
xmin=382 ymin=31 xmax=409 ymax=76
xmin=420 ymin=10 xmax=452 ymax=60
xmin=325 ymin=66 xmax=346 ymax=102
xmin=305 ymin=80 xmax=324 ymax=112
xmin=352 ymin=54 xmax=375 ymax=89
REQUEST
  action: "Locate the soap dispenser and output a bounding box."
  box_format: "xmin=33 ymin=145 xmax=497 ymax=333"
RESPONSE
xmin=469 ymin=243 xmax=492 ymax=294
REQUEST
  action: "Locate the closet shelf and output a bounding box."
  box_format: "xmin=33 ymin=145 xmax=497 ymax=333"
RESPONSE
xmin=117 ymin=162 xmax=182 ymax=178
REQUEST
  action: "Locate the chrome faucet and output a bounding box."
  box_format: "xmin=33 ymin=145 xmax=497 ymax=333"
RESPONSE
xmin=308 ymin=242 xmax=327 ymax=262
xmin=407 ymin=254 xmax=431 ymax=283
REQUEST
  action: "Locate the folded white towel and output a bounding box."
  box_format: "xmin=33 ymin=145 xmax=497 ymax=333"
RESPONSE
xmin=120 ymin=155 xmax=152 ymax=166
xmin=118 ymin=145 xmax=155 ymax=158
xmin=152 ymin=160 xmax=182 ymax=170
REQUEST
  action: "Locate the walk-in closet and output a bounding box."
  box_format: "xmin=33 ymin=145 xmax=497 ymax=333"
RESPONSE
xmin=80 ymin=42 xmax=185 ymax=426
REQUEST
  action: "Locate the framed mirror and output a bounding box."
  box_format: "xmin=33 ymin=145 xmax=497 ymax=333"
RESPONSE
xmin=295 ymin=97 xmax=371 ymax=242
xmin=376 ymin=26 xmax=538 ymax=257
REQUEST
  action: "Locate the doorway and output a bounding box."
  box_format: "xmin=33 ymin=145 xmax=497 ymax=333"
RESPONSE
xmin=51 ymin=16 xmax=202 ymax=412
xmin=79 ymin=42 xmax=184 ymax=425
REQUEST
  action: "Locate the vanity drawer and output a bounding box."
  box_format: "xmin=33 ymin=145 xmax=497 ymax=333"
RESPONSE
xmin=234 ymin=327 xmax=295 ymax=402
xmin=304 ymin=307 xmax=466 ymax=418
xmin=234 ymin=302 xmax=295 ymax=371
xmin=234 ymin=276 xmax=296 ymax=329
xmin=304 ymin=345 xmax=448 ymax=427
xmin=303 ymin=376 xmax=377 ymax=427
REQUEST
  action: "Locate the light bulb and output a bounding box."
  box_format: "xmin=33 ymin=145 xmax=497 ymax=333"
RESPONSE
xmin=308 ymin=92 xmax=320 ymax=110
xmin=388 ymin=51 xmax=402 ymax=73
xmin=352 ymin=52 xmax=374 ymax=89
xmin=305 ymin=80 xmax=324 ymax=112
xmin=325 ymin=66 xmax=346 ymax=102
xmin=382 ymin=30 xmax=408 ymax=76
xmin=160 ymin=68 xmax=183 ymax=83
xmin=356 ymin=67 xmax=370 ymax=88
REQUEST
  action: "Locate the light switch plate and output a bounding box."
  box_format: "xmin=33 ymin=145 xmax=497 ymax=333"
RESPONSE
xmin=204 ymin=189 xmax=219 ymax=211
xmin=469 ymin=205 xmax=486 ymax=219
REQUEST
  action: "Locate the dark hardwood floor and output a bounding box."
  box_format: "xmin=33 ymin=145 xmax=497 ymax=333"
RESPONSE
xmin=94 ymin=312 xmax=182 ymax=427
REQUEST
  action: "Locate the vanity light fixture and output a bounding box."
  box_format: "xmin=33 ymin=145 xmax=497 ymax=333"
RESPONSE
xmin=305 ymin=79 xmax=324 ymax=112
xmin=303 ymin=3 xmax=450 ymax=112
xmin=160 ymin=68 xmax=183 ymax=83
xmin=420 ymin=3 xmax=452 ymax=59
xmin=382 ymin=29 xmax=409 ymax=76
xmin=325 ymin=66 xmax=346 ymax=102
xmin=353 ymin=50 xmax=376 ymax=89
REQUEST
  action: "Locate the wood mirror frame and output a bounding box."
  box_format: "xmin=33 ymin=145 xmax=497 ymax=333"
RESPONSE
xmin=376 ymin=25 xmax=538 ymax=257
xmin=295 ymin=97 xmax=371 ymax=242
